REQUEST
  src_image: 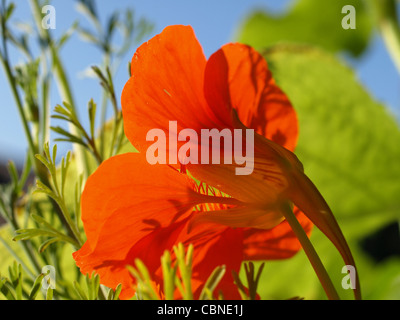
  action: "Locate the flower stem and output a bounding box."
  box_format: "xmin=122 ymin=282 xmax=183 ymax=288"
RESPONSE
xmin=371 ymin=0 xmax=400 ymax=75
xmin=281 ymin=203 xmax=340 ymax=300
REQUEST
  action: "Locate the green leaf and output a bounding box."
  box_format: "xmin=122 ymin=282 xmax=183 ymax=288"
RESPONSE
xmin=5 ymin=3 xmax=15 ymax=22
xmin=174 ymin=243 xmax=193 ymax=300
xmin=0 ymin=278 xmax=16 ymax=300
xmin=51 ymin=126 xmax=84 ymax=144
xmin=7 ymin=161 xmax=19 ymax=191
xmin=29 ymin=273 xmax=45 ymax=300
xmin=199 ymin=265 xmax=226 ymax=300
xmin=13 ymin=228 xmax=54 ymax=241
xmin=57 ymin=21 xmax=79 ymax=49
xmin=77 ymin=27 xmax=99 ymax=45
xmin=9 ymin=262 xmax=22 ymax=300
xmin=161 ymin=250 xmax=177 ymax=300
xmin=88 ymin=99 xmax=97 ymax=139
xmin=113 ymin=283 xmax=122 ymax=300
xmin=75 ymin=1 xmax=100 ymax=31
xmin=46 ymin=287 xmax=53 ymax=300
xmin=127 ymin=262 xmax=160 ymax=300
xmin=254 ymin=44 xmax=400 ymax=300
xmin=38 ymin=238 xmax=59 ymax=253
xmin=73 ymin=280 xmax=88 ymax=300
xmin=237 ymin=0 xmax=374 ymax=57
xmin=86 ymin=271 xmax=100 ymax=300
xmin=244 ymin=262 xmax=265 ymax=300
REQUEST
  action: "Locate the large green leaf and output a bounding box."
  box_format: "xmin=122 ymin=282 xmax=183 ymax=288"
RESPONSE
xmin=252 ymin=44 xmax=400 ymax=300
xmin=237 ymin=0 xmax=373 ymax=57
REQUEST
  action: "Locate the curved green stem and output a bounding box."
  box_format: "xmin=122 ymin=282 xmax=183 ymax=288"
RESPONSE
xmin=281 ymin=203 xmax=340 ymax=300
xmin=372 ymin=0 xmax=400 ymax=75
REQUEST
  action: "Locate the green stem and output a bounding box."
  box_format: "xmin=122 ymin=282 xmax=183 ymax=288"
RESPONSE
xmin=99 ymin=54 xmax=110 ymax=159
xmin=29 ymin=0 xmax=91 ymax=178
xmin=281 ymin=203 xmax=340 ymax=300
xmin=40 ymin=54 xmax=51 ymax=152
xmin=0 ymin=55 xmax=38 ymax=158
xmin=372 ymin=0 xmax=400 ymax=75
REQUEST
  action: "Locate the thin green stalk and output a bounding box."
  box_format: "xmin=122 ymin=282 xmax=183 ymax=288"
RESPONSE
xmin=54 ymin=194 xmax=83 ymax=247
xmin=98 ymin=53 xmax=111 ymax=159
xmin=372 ymin=0 xmax=400 ymax=75
xmin=281 ymin=203 xmax=340 ymax=300
xmin=0 ymin=55 xmax=38 ymax=159
xmin=29 ymin=0 xmax=91 ymax=177
xmin=98 ymin=90 xmax=108 ymax=159
xmin=40 ymin=57 xmax=50 ymax=152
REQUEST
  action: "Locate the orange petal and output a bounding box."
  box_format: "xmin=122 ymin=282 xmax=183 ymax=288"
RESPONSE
xmin=188 ymin=206 xmax=285 ymax=231
xmin=203 ymin=48 xmax=233 ymax=128
xmin=176 ymin=222 xmax=244 ymax=299
xmin=188 ymin=154 xmax=290 ymax=204
xmin=204 ymin=43 xmax=298 ymax=151
xmin=73 ymin=152 xmax=202 ymax=297
xmin=243 ymin=207 xmax=313 ymax=260
xmin=121 ymin=25 xmax=223 ymax=153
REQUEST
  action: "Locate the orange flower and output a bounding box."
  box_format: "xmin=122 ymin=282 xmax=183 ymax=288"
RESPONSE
xmin=73 ymin=25 xmax=359 ymax=300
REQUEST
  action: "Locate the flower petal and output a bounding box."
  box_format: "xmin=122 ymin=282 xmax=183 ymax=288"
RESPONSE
xmin=188 ymin=154 xmax=290 ymax=204
xmin=73 ymin=152 xmax=202 ymax=297
xmin=176 ymin=222 xmax=244 ymax=299
xmin=242 ymin=207 xmax=313 ymax=260
xmin=204 ymin=43 xmax=298 ymax=151
xmin=121 ymin=25 xmax=222 ymax=153
xmin=188 ymin=206 xmax=285 ymax=231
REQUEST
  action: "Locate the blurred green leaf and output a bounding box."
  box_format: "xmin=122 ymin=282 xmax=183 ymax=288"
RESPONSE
xmin=29 ymin=273 xmax=44 ymax=300
xmin=254 ymin=44 xmax=400 ymax=299
xmin=237 ymin=0 xmax=374 ymax=57
xmin=46 ymin=287 xmax=53 ymax=300
xmin=73 ymin=280 xmax=88 ymax=300
xmin=199 ymin=265 xmax=226 ymax=300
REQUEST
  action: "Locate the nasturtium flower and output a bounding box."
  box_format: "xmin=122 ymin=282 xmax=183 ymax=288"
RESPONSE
xmin=73 ymin=25 xmax=359 ymax=300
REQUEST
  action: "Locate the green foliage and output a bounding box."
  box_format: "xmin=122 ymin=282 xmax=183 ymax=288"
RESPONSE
xmin=52 ymin=101 xmax=103 ymax=164
xmin=32 ymin=143 xmax=83 ymax=247
xmin=237 ymin=0 xmax=374 ymax=57
xmin=129 ymin=243 xmax=264 ymax=300
xmin=75 ymin=0 xmax=153 ymax=57
xmin=232 ymin=262 xmax=265 ymax=300
xmin=0 ymin=261 xmax=52 ymax=300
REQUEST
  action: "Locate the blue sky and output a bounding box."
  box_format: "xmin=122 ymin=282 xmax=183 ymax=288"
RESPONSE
xmin=1 ymin=0 xmax=399 ymax=165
